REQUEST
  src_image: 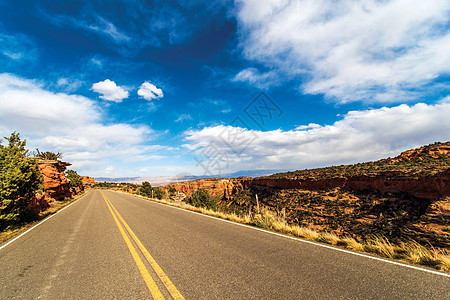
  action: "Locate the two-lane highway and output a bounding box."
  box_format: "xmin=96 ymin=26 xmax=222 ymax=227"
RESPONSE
xmin=1 ymin=190 xmax=449 ymax=299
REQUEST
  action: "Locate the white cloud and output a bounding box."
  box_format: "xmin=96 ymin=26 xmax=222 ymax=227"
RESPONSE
xmin=232 ymin=68 xmax=279 ymax=88
xmin=56 ymin=77 xmax=83 ymax=92
xmin=43 ymin=12 xmax=131 ymax=44
xmin=87 ymin=16 xmax=131 ymax=43
xmin=295 ymin=123 xmax=322 ymax=130
xmin=0 ymin=73 xmax=164 ymax=177
xmin=236 ymin=0 xmax=450 ymax=103
xmin=175 ymin=114 xmax=192 ymax=123
xmin=185 ymin=100 xmax=450 ymax=172
xmin=138 ymin=82 xmax=164 ymax=100
xmin=91 ymin=79 xmax=129 ymax=102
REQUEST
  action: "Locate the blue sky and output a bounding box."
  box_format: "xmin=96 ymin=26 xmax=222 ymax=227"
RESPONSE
xmin=0 ymin=0 xmax=449 ymax=178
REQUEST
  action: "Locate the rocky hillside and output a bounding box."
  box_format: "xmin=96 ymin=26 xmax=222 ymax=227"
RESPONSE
xmin=166 ymin=142 xmax=450 ymax=248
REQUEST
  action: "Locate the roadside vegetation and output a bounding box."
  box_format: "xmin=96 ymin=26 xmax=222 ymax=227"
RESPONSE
xmin=0 ymin=132 xmax=86 ymax=244
xmin=121 ymin=188 xmax=450 ymax=273
xmin=0 ymin=132 xmax=43 ymax=230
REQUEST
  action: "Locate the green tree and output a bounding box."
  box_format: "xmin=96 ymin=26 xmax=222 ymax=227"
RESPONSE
xmin=168 ymin=187 xmax=177 ymax=198
xmin=66 ymin=170 xmax=82 ymax=189
xmin=153 ymin=187 xmax=167 ymax=200
xmin=35 ymin=149 xmax=62 ymax=161
xmin=185 ymin=188 xmax=218 ymax=210
xmin=140 ymin=181 xmax=153 ymax=197
xmin=0 ymin=132 xmax=43 ymax=229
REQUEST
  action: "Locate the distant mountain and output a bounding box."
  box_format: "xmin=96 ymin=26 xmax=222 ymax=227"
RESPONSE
xmin=95 ymin=177 xmax=140 ymax=183
xmin=94 ymin=169 xmax=285 ymax=186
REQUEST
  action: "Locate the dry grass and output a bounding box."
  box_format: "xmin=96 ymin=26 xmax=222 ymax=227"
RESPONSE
xmin=337 ymin=237 xmax=365 ymax=252
xmin=436 ymin=253 xmax=450 ymax=272
xmin=318 ymin=232 xmax=340 ymax=245
xmin=401 ymin=241 xmax=440 ymax=267
xmin=364 ymin=236 xmax=397 ymax=259
xmin=125 ymin=191 xmax=450 ymax=274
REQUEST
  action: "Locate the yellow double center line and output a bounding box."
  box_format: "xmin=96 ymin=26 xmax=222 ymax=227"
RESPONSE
xmin=101 ymin=192 xmax=184 ymax=300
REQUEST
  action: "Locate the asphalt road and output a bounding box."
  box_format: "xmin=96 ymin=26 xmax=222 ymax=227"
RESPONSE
xmin=0 ymin=190 xmax=449 ymax=299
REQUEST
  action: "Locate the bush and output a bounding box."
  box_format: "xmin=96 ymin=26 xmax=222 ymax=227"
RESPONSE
xmin=66 ymin=170 xmax=82 ymax=189
xmin=168 ymin=187 xmax=177 ymax=198
xmin=0 ymin=132 xmax=43 ymax=229
xmin=140 ymin=181 xmax=153 ymax=197
xmin=153 ymin=187 xmax=167 ymax=200
xmin=186 ymin=188 xmax=218 ymax=210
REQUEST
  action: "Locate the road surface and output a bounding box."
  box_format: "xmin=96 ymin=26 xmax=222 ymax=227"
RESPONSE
xmin=0 ymin=190 xmax=449 ymax=299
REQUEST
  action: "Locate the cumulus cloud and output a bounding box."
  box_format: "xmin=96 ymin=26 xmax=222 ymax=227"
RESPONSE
xmin=0 ymin=73 xmax=163 ymax=177
xmin=185 ymin=101 xmax=450 ymax=172
xmin=138 ymin=82 xmax=164 ymax=100
xmin=236 ymin=0 xmax=450 ymax=103
xmin=91 ymin=79 xmax=129 ymax=102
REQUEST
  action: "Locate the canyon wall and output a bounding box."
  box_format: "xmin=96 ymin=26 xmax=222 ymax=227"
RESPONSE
xmin=166 ymin=170 xmax=450 ymax=201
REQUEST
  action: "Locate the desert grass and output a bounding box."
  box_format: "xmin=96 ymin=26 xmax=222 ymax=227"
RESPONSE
xmin=318 ymin=232 xmax=340 ymax=246
xmin=0 ymin=191 xmax=87 ymax=245
xmin=124 ymin=191 xmax=450 ymax=274
xmin=337 ymin=237 xmax=365 ymax=252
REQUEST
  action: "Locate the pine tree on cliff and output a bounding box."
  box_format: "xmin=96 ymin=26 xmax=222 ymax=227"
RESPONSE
xmin=0 ymin=132 xmax=43 ymax=229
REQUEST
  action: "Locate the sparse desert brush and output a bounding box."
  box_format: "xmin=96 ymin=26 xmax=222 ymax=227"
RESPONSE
xmin=271 ymin=219 xmax=289 ymax=233
xmin=253 ymin=209 xmax=278 ymax=230
xmin=338 ymin=237 xmax=365 ymax=252
xmin=436 ymin=253 xmax=450 ymax=272
xmin=289 ymin=226 xmax=320 ymax=241
xmin=318 ymin=232 xmax=340 ymax=245
xmin=364 ymin=236 xmax=397 ymax=258
xmin=402 ymin=241 xmax=439 ymax=267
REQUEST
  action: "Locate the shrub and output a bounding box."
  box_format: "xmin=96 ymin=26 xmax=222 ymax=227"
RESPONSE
xmin=0 ymin=132 xmax=43 ymax=229
xmin=140 ymin=181 xmax=153 ymax=197
xmin=168 ymin=187 xmax=177 ymax=198
xmin=34 ymin=149 xmax=62 ymax=161
xmin=153 ymin=187 xmax=167 ymax=200
xmin=186 ymin=188 xmax=218 ymax=210
xmin=66 ymin=170 xmax=82 ymax=189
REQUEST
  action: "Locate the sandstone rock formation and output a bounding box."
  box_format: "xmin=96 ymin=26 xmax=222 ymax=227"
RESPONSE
xmin=81 ymin=176 xmax=96 ymax=186
xmin=38 ymin=160 xmax=72 ymax=201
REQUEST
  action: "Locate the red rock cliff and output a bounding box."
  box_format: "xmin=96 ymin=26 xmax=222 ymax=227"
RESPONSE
xmin=166 ymin=169 xmax=449 ymax=202
xmin=38 ymin=160 xmax=72 ymax=201
xmin=246 ymin=170 xmax=450 ymax=200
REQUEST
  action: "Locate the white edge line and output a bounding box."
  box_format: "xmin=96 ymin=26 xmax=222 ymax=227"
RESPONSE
xmin=113 ymin=190 xmax=450 ymax=278
xmin=0 ymin=192 xmax=91 ymax=251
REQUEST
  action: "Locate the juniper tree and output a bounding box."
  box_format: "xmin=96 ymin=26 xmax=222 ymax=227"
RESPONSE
xmin=0 ymin=132 xmax=42 ymax=229
xmin=140 ymin=181 xmax=153 ymax=197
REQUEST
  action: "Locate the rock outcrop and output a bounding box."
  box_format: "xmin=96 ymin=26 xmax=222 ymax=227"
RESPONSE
xmin=38 ymin=160 xmax=72 ymax=201
xmin=81 ymin=176 xmax=96 ymax=186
